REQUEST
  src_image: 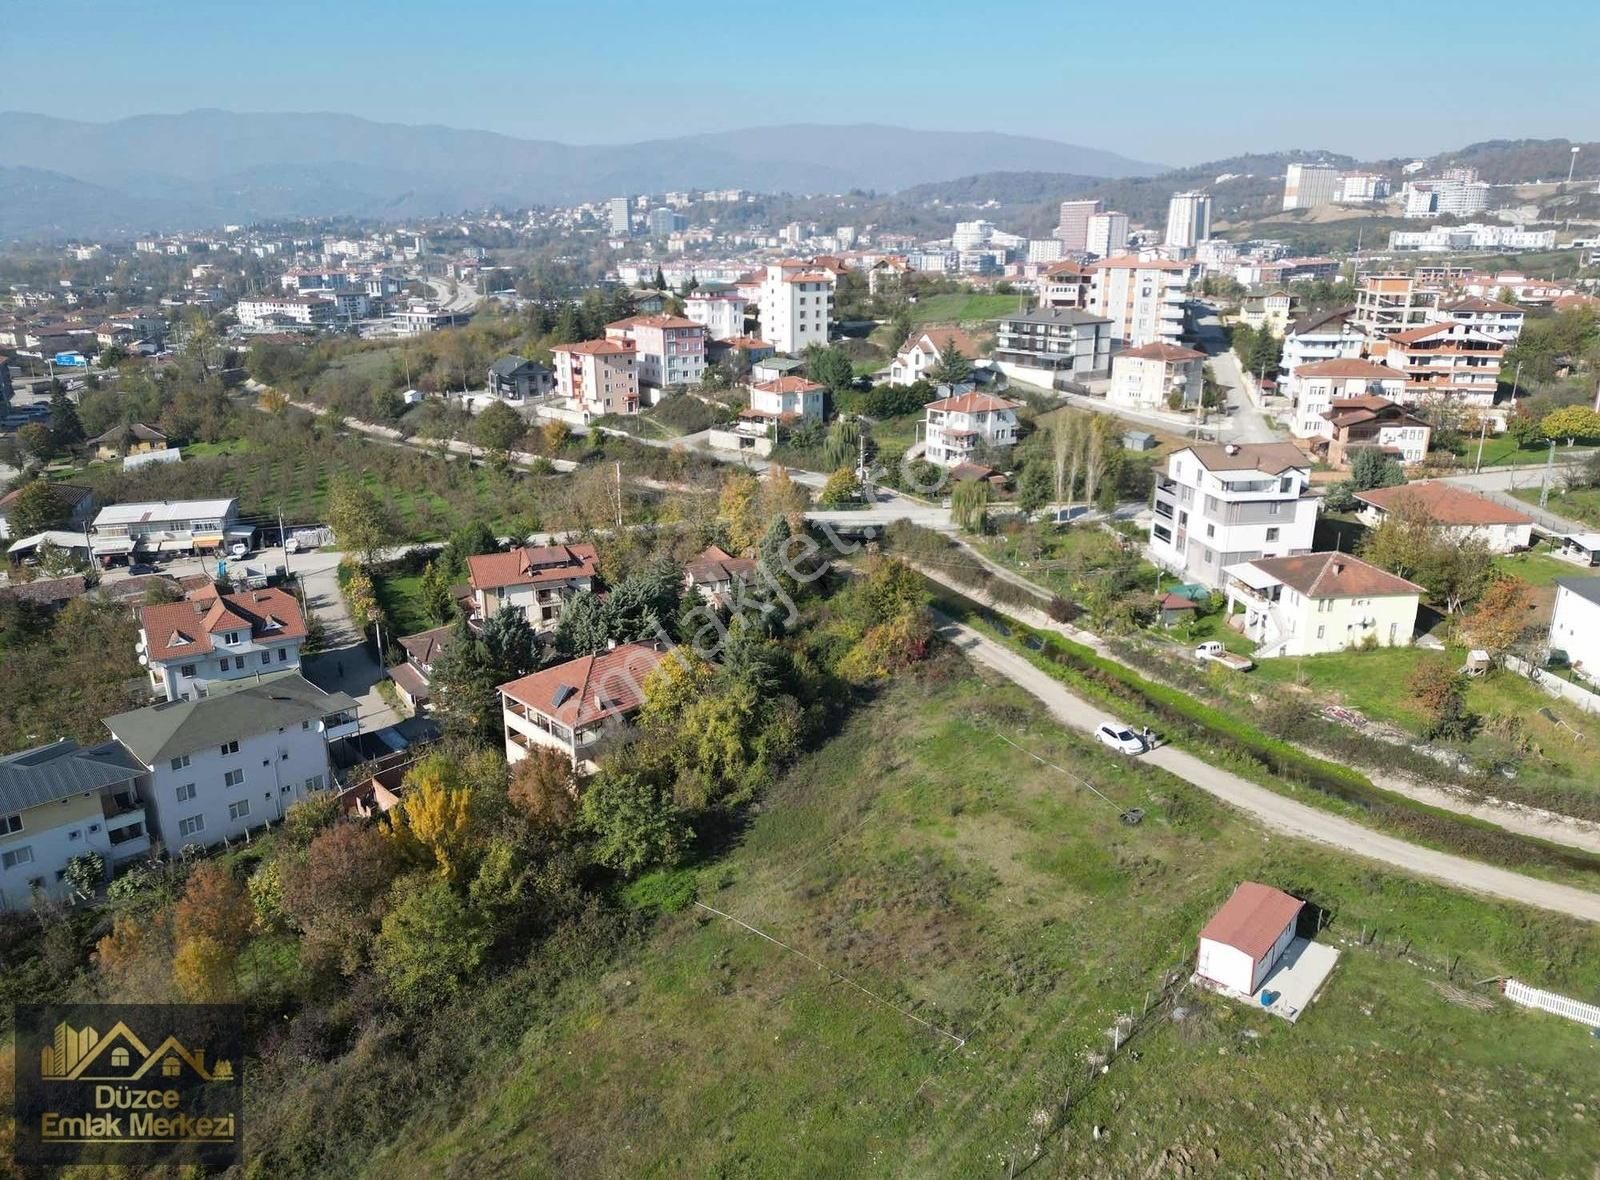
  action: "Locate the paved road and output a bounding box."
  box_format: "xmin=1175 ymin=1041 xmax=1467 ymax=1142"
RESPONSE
xmin=1440 ymin=462 xmax=1593 ymax=535
xmin=426 ymin=275 xmax=483 ymax=313
xmin=1191 ymin=305 xmax=1282 ymax=445
xmin=941 ymin=618 xmax=1600 ymax=924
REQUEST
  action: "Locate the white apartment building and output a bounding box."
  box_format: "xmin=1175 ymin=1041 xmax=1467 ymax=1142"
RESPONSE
xmin=0 ymin=740 xmax=150 ymax=909
xmin=608 ymin=196 xmax=632 ymax=237
xmin=922 ymin=390 xmax=1022 ymax=469
xmin=235 ymin=295 xmax=335 ymax=328
xmin=103 ymin=672 xmax=356 ymax=854
xmin=1382 ymin=321 xmax=1504 ymax=410
xmin=757 ymin=261 xmax=835 ymax=354
xmin=1353 ymin=274 xmax=1439 ymax=338
xmin=1335 ymin=173 xmax=1388 ymax=203
xmin=1223 ymin=553 xmax=1421 ymax=658
xmin=1107 ymin=343 xmax=1206 ymax=412
xmin=1282 ymin=164 xmax=1341 ymax=211
xmin=992 ymin=309 xmax=1112 ymax=382
xmin=1389 ymin=224 xmax=1555 ymax=252
xmin=1282 ymin=306 xmax=1363 ymax=378
xmin=952 ymin=220 xmax=998 ymax=251
xmin=1149 ymin=443 xmax=1318 ymax=590
xmin=139 ymin=588 xmax=307 ymax=702
xmin=1089 ymin=256 xmax=1192 ymax=347
xmin=551 ymin=338 xmax=639 ymax=417
xmin=1286 ymin=357 xmax=1407 ymax=437
xmin=1055 ymin=199 xmax=1102 ymax=252
xmin=1429 ymin=296 xmax=1525 ymax=344
xmin=1164 ymin=192 xmax=1212 ymax=251
xmin=684 ymin=287 xmax=748 ymax=339
xmin=89 ymin=498 xmax=253 ymax=562
xmin=604 ymin=315 xmax=705 ymax=395
xmin=1548 ymin=577 xmax=1600 ymax=682
xmin=1085 ymin=211 xmax=1130 ymax=259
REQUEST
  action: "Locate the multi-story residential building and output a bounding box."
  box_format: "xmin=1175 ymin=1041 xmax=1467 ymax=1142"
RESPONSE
xmin=1354 ymin=482 xmax=1533 ymax=553
xmin=684 ymin=285 xmax=748 ymax=340
xmin=1148 ymin=443 xmax=1318 ymax=590
xmin=1036 ymin=260 xmax=1094 ymax=310
xmin=992 ymin=308 xmax=1112 ymax=382
xmin=1389 ymin=224 xmax=1555 ymax=252
xmin=1222 ymin=553 xmax=1422 ymax=657
xmin=921 ymin=390 xmax=1022 ymax=468
xmin=1163 ymin=192 xmax=1212 ymax=251
xmin=1353 ymin=274 xmax=1439 ymax=339
xmin=0 ymin=740 xmax=150 ymax=909
xmin=103 ymin=671 xmax=356 ymax=854
xmin=466 ymin=543 xmax=599 ymax=631
xmin=889 ymin=328 xmax=980 ymax=387
xmin=608 ymin=196 xmax=632 ymax=237
xmin=1548 ymin=577 xmax=1600 ymax=682
xmin=1286 ymin=357 xmax=1408 ymax=437
xmin=647 ymin=208 xmax=687 ymax=238
xmin=89 ymin=498 xmax=253 ymax=563
xmin=1107 ymin=342 xmax=1206 ymax=412
xmin=1238 ymin=289 xmax=1297 ymax=335
xmin=757 ymin=261 xmax=835 ymax=354
xmin=1315 ymin=397 xmax=1433 ymax=466
xmin=1055 ymin=199 xmax=1102 ymax=252
xmin=139 ymin=587 xmax=307 ymax=701
xmin=499 ymin=643 xmax=669 ymax=772
xmin=1027 ymin=238 xmax=1065 ymax=263
xmin=235 ymin=295 xmax=335 ymax=328
xmin=1281 ymin=306 xmax=1362 ymax=378
xmin=1089 ymin=256 xmax=1191 ymax=347
xmin=1428 ymin=296 xmax=1525 ymax=345
xmin=387 ymin=623 xmax=457 ymax=713
xmin=1085 ymin=211 xmax=1130 ymax=259
xmin=747 ymin=376 xmax=826 ymax=422
xmin=1381 ymin=321 xmax=1504 ymax=410
xmin=1281 ymin=164 xmax=1341 ymax=211
xmin=487 ymin=356 xmax=553 ymax=401
xmin=1335 ymin=173 xmax=1388 ymax=203
xmin=604 ymin=315 xmax=705 ymax=395
xmin=551 ymin=338 xmax=638 ymax=417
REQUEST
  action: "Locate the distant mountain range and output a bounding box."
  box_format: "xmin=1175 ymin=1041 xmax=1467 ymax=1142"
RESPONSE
xmin=0 ymin=110 xmax=1165 ymax=240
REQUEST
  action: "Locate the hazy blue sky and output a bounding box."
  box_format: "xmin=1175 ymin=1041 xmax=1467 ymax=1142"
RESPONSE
xmin=9 ymin=0 xmax=1597 ymax=164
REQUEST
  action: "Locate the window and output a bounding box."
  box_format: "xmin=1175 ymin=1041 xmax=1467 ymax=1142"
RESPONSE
xmin=1265 ymin=528 xmax=1279 ymax=542
xmin=219 ymin=741 xmax=238 ymax=756
xmin=180 ymin=664 xmax=197 ymax=678
xmin=1205 ymin=523 xmax=1215 ymax=539
xmin=170 ymin=755 xmax=190 ymax=771
xmin=1316 ymin=625 xmax=1326 ymax=640
xmin=305 ymin=774 xmax=324 ymax=792
xmin=301 ymin=720 xmax=310 ymax=730
xmin=223 ymin=769 xmax=244 ymax=788
xmin=1266 ymin=501 xmax=1281 ymax=516
xmin=2 ymin=847 xmax=34 ymax=870
xmin=228 ymin=800 xmax=250 ymax=821
xmin=278 ymin=648 xmax=289 ymax=662
xmin=111 ymin=1047 xmax=130 ymax=1068
xmin=175 ymin=783 xmax=196 ymax=802
xmin=0 ymin=814 xmax=21 ymax=835
xmin=68 ymin=829 xmax=81 ymax=842
xmin=260 ymin=652 xmax=271 ymax=666
xmin=162 ymin=1056 xmax=181 ymax=1078
xmin=177 ymin=815 xmax=204 ymax=838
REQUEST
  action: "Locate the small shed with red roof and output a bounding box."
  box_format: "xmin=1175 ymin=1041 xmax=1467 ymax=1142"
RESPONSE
xmin=1196 ymin=881 xmax=1303 ymax=995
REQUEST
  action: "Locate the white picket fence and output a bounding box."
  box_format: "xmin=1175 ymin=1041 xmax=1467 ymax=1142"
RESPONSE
xmin=1503 ymin=654 xmax=1600 ymax=717
xmin=1504 ymin=978 xmax=1600 ymax=1028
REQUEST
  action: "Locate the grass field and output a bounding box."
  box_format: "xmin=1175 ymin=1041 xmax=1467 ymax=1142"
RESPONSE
xmin=364 ymin=664 xmax=1600 ymax=1179
xmin=372 ymin=570 xmax=438 ymax=637
xmin=909 ymin=293 xmax=1025 ymax=324
xmin=1517 ymin=483 xmax=1600 ymax=528
xmin=1466 ymin=436 xmax=1585 ymax=468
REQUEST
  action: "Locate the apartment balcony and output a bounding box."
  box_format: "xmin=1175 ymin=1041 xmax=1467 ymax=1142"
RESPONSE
xmin=322 ymin=709 xmax=360 ymax=741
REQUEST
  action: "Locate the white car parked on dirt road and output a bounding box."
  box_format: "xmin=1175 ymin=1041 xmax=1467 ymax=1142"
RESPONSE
xmin=1095 ymin=721 xmax=1148 ymax=755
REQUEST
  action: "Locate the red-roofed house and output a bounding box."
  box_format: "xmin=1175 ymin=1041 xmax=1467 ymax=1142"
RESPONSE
xmin=1381 ymin=320 xmax=1504 ymax=411
xmin=139 ymin=587 xmax=307 ymax=700
xmin=1287 ymin=357 xmax=1408 ymax=437
xmin=466 ymin=544 xmax=598 ymax=631
xmin=1353 ymin=482 xmax=1533 ymax=552
xmin=551 ymin=338 xmax=638 ymax=418
xmin=1222 ymin=552 xmax=1422 ymax=656
xmin=1197 ymin=882 xmax=1303 ymax=994
xmin=605 ymin=314 xmax=705 ymax=394
xmin=747 ymin=375 xmax=825 ymax=422
xmin=498 ymin=642 xmax=669 ymax=770
xmin=684 ymin=545 xmax=759 ymax=607
xmin=1108 ymin=341 xmax=1207 ymax=411
xmin=889 ymin=327 xmax=981 ymax=387
xmin=923 ymin=390 xmax=1022 ymax=468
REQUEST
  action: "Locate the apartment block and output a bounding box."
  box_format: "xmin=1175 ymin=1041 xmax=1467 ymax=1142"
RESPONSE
xmin=1281 ymin=163 xmax=1341 ymax=211
xmin=551 ymin=338 xmax=639 ymax=417
xmin=922 ymin=390 xmax=1022 ymax=468
xmin=757 ymin=261 xmax=835 ymax=354
xmin=1089 ymin=256 xmax=1191 ymax=347
xmin=604 ymin=315 xmax=705 ymax=394
xmin=1353 ymin=274 xmax=1439 ymax=338
xmin=1055 ymin=199 xmax=1102 ymax=252
xmin=1382 ymin=321 xmax=1505 ymax=409
xmin=992 ymin=308 xmax=1112 ymax=381
xmin=1286 ymin=357 xmax=1407 ymax=438
xmin=1085 ymin=211 xmax=1130 ymax=259
xmin=684 ymin=286 xmax=748 ymax=339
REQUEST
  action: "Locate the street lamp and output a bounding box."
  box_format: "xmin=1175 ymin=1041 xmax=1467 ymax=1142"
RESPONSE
xmin=1568 ymin=146 xmax=1581 ymax=185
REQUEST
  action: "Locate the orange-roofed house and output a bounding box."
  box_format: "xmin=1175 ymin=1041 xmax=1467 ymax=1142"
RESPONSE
xmin=889 ymin=327 xmax=981 ymax=387
xmin=922 ymin=389 xmax=1022 ymax=468
xmin=1353 ymin=481 xmax=1533 ymax=552
xmin=1197 ymin=882 xmax=1303 ymax=995
xmin=1087 ymin=255 xmax=1194 ymax=347
xmin=138 ymin=587 xmax=307 ymax=701
xmin=1317 ymin=398 xmax=1433 ymax=466
xmin=1286 ymin=357 xmax=1408 ymax=437
xmin=551 ymin=338 xmax=638 ymax=418
xmin=466 ymin=543 xmax=599 ymax=631
xmin=498 ymin=642 xmax=669 ymax=771
xmin=604 ymin=314 xmax=705 ymax=395
xmin=1108 ymin=341 xmax=1207 ymax=411
xmin=747 ymin=375 xmax=826 ymax=422
xmin=1222 ymin=552 xmax=1422 ymax=656
xmin=1381 ymin=320 xmax=1504 ymax=411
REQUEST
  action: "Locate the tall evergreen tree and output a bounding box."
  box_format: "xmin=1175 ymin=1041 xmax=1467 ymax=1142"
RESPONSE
xmin=428 ymin=616 xmax=499 ymax=743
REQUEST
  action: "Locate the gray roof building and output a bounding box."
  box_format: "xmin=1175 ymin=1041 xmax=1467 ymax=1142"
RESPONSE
xmin=0 ymin=740 xmax=142 ymax=815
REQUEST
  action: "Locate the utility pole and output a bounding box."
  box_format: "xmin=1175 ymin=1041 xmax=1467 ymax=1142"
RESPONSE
xmin=1473 ymin=418 xmax=1488 ymax=473
xmin=1539 ymin=439 xmax=1557 ymax=509
xmin=615 ymin=460 xmax=623 ymax=529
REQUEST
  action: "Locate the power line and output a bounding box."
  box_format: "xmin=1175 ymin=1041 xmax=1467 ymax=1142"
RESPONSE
xmin=978 ymin=724 xmax=1123 ymax=812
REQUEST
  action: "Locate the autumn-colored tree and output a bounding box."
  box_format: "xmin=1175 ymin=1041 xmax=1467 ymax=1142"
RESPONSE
xmin=327 ymin=475 xmax=394 ymax=567
xmin=1459 ymin=576 xmax=1535 ymax=657
xmin=95 ymin=912 xmax=174 ymax=1001
xmin=374 ymin=873 xmax=490 ymax=1009
xmin=718 ymin=471 xmax=763 ymax=553
xmin=1407 ymin=658 xmax=1477 ymax=741
xmin=639 ymin=651 xmax=717 ymax=732
xmin=173 ymin=863 xmax=255 ymax=953
xmin=280 ymin=822 xmax=399 ymax=975
xmin=507 ymin=746 xmax=578 ymax=831
xmin=819 ymin=466 xmax=861 ymax=507
xmin=1541 ymin=405 xmax=1600 ymax=445
xmin=173 ymin=935 xmax=237 ymax=1002
xmin=539 ymin=419 xmax=571 ymax=455
xmin=389 ymin=756 xmax=477 ymax=882
xmin=758 ymin=465 xmax=810 ymax=538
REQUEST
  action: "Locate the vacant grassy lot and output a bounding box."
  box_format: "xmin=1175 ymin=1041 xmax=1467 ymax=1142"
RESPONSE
xmin=372 ymin=570 xmax=438 ymax=637
xmin=365 ymin=665 xmax=1600 ymax=1179
xmin=1517 ymin=482 xmax=1600 ymax=528
xmin=909 ymin=293 xmax=1024 ymax=324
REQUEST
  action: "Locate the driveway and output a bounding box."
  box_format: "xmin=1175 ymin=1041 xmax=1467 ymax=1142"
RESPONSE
xmin=939 ymin=617 xmax=1600 ymax=923
xmin=291 ymin=548 xmax=404 ymax=731
xmin=1191 ymin=305 xmax=1282 ymax=445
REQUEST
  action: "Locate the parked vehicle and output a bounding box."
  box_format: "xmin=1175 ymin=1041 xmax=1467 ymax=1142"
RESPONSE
xmin=1194 ymin=641 xmax=1254 ymax=671
xmin=1095 ymin=722 xmax=1147 ymax=756
xmin=229 ymin=542 xmax=249 ymax=558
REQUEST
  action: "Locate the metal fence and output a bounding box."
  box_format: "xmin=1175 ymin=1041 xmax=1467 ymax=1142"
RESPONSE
xmin=1504 ymin=654 xmax=1600 ymax=716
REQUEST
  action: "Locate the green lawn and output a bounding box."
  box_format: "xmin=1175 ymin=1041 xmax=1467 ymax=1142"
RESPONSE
xmin=1465 ymin=435 xmax=1581 ymax=468
xmin=372 ymin=571 xmax=439 ymax=637
xmin=1516 ymin=483 xmax=1600 ymax=528
xmin=365 ymin=666 xmax=1600 ymax=1179
xmin=908 ymin=293 xmax=1025 ymax=324
xmin=1495 ymin=547 xmax=1585 ymax=587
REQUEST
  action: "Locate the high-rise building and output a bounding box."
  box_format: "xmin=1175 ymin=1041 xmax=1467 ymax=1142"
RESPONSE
xmin=1282 ymin=164 xmax=1340 ymax=211
xmin=952 ymin=220 xmax=996 ymax=251
xmin=646 ymin=208 xmax=687 ymax=238
xmin=758 ymin=260 xmax=835 ymax=354
xmin=608 ymin=196 xmax=632 ymax=237
xmin=1055 ymin=199 xmax=1102 ymax=252
xmin=1085 ymin=211 xmax=1130 ymax=259
xmin=1163 ymin=192 xmax=1212 ymax=250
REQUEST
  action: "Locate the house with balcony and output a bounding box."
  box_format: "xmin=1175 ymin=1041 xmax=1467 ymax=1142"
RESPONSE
xmin=1282 ymin=306 xmax=1362 ymax=379
xmin=1108 ymin=342 xmax=1206 ymax=412
xmin=550 ymin=338 xmax=638 ymax=418
xmin=1428 ymin=296 xmax=1524 ymax=345
xmin=604 ymin=315 xmax=706 ymax=397
xmin=1353 ymin=481 xmax=1533 ymax=553
xmin=1316 ymin=398 xmax=1433 ymax=466
xmin=1222 ymin=552 xmax=1422 ymax=658
xmin=889 ymin=328 xmax=981 ymax=387
xmin=499 ymin=643 xmax=670 ymax=772
xmin=1286 ymin=357 xmax=1408 ymax=438
xmin=921 ymin=390 xmax=1023 ymax=469
xmin=992 ymin=308 xmax=1112 ymax=385
xmin=0 ymin=740 xmax=150 ymax=910
xmin=684 ymin=285 xmax=748 ymax=340
xmin=103 ymin=671 xmax=356 ymax=855
xmin=88 ymin=498 xmax=253 ymax=563
xmin=1381 ymin=321 xmax=1504 ymax=413
xmin=1036 ymin=260 xmax=1093 ymax=310
xmin=139 ymin=587 xmax=307 ymax=701
xmin=387 ymin=623 xmax=457 ymax=712
xmin=1149 ymin=443 xmax=1318 ymax=590
xmin=1238 ymin=289 xmax=1298 ymax=335
xmin=1088 ymin=256 xmax=1192 ymax=347
xmin=1353 ymin=274 xmax=1439 ymax=339
xmin=487 ymin=356 xmax=553 ymax=402
xmin=466 ymin=543 xmax=598 ymax=631
xmin=746 ymin=375 xmax=826 ymax=424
